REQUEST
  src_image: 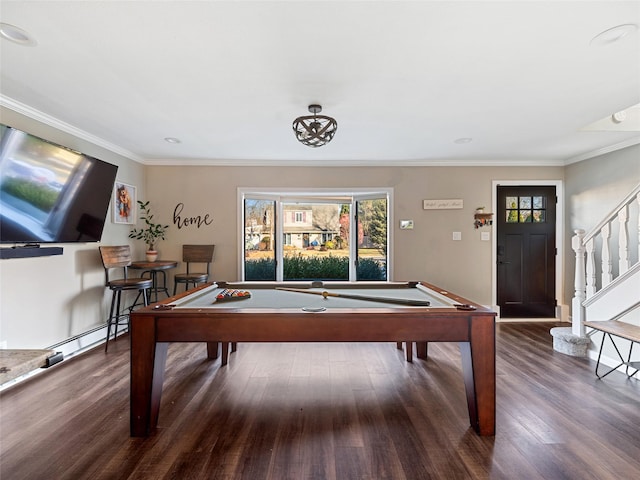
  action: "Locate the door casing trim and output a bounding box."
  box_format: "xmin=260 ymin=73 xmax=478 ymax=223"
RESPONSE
xmin=491 ymin=180 xmax=566 ymax=321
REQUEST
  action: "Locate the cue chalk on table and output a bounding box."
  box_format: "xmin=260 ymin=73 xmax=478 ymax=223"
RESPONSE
xmin=454 ymin=304 xmax=476 ymax=310
xmin=275 ymin=287 xmax=430 ymax=306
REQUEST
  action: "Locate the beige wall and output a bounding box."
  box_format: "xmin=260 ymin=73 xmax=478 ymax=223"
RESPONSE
xmin=4 ymin=104 xmax=637 ymax=351
xmin=145 ymin=165 xmax=564 ymax=308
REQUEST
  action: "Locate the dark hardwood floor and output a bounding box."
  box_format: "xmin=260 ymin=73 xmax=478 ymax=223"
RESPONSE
xmin=1 ymin=322 xmax=639 ymax=480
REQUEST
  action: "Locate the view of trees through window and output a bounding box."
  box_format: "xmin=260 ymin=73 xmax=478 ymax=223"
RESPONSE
xmin=243 ymin=192 xmax=389 ymax=281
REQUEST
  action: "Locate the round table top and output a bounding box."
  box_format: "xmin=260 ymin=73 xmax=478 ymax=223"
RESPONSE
xmin=130 ymin=260 xmax=178 ymax=270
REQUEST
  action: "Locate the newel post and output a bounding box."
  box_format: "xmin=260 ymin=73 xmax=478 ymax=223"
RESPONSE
xmin=551 ymin=229 xmax=590 ymax=357
xmin=571 ymin=229 xmax=586 ymax=337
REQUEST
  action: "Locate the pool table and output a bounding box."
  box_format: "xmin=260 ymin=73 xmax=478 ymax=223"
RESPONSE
xmin=130 ymin=281 xmax=496 ymax=437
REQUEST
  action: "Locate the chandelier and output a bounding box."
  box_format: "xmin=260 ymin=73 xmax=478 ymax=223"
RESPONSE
xmin=292 ymin=104 xmax=338 ymax=147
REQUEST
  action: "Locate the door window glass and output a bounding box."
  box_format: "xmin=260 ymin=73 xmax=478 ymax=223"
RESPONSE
xmin=506 ymin=196 xmax=547 ymax=224
xmin=244 ymin=198 xmax=276 ymax=280
xmin=356 ymin=197 xmax=388 ymax=281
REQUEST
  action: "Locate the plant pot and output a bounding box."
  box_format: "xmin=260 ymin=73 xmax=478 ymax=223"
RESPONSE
xmin=146 ymin=250 xmax=158 ymax=262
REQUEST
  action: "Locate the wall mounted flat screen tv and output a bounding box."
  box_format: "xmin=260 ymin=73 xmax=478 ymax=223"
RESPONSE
xmin=0 ymin=124 xmax=119 ymax=244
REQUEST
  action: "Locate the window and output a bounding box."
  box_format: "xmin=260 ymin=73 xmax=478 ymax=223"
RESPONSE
xmin=240 ymin=189 xmax=392 ymax=282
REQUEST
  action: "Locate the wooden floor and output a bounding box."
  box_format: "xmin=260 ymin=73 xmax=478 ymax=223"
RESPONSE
xmin=1 ymin=323 xmax=639 ymax=480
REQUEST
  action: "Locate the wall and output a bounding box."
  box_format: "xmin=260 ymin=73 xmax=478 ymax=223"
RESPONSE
xmin=145 ymin=164 xmax=564 ymax=309
xmin=0 ymin=108 xmax=145 ymax=349
xmin=12 ymin=107 xmax=637 ymax=351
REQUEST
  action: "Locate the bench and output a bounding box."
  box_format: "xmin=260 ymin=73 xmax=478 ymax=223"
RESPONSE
xmin=584 ymin=320 xmax=640 ymax=379
xmin=0 ymin=349 xmax=56 ymax=386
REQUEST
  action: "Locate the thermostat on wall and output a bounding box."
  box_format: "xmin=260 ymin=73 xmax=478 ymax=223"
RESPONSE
xmin=400 ymin=220 xmax=414 ymax=230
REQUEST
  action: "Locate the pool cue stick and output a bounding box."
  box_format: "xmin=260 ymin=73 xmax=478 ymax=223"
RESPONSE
xmin=275 ymin=287 xmax=430 ymax=306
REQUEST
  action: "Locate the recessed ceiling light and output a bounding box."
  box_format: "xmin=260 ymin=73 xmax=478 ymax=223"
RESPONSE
xmin=0 ymin=23 xmax=37 ymax=46
xmin=164 ymin=137 xmax=181 ymax=144
xmin=454 ymin=137 xmax=473 ymax=144
xmin=590 ymin=23 xmax=638 ymax=46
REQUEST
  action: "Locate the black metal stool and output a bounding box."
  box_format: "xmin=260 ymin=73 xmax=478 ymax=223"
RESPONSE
xmin=99 ymin=246 xmax=153 ymax=351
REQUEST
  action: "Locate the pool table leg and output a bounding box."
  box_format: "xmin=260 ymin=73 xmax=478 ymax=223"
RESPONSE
xmin=397 ymin=341 xmax=422 ymax=362
xmin=459 ymin=315 xmax=496 ymax=436
xmin=221 ymin=342 xmax=230 ymax=365
xmin=206 ymin=341 xmax=220 ymax=359
xmin=405 ymin=341 xmax=413 ymax=362
xmin=207 ymin=342 xmax=237 ymax=366
xmin=416 ymin=341 xmax=428 ymax=359
xmin=130 ymin=315 xmax=168 ymax=437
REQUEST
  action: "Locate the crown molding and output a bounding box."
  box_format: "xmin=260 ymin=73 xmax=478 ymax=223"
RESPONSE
xmin=564 ymin=136 xmax=640 ymax=165
xmin=0 ymin=95 xmax=143 ymax=163
xmin=143 ymin=157 xmax=568 ymax=167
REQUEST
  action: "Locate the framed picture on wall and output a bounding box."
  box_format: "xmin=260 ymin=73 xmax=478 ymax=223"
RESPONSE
xmin=113 ymin=182 xmax=136 ymax=224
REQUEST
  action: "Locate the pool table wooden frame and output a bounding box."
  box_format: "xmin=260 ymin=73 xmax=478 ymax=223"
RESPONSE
xmin=129 ymin=281 xmax=496 ymax=437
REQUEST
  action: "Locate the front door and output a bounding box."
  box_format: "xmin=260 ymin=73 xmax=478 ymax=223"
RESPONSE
xmin=497 ymin=186 xmax=556 ymax=318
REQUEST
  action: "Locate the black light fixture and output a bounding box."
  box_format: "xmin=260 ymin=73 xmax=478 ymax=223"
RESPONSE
xmin=292 ymin=104 xmax=337 ymax=147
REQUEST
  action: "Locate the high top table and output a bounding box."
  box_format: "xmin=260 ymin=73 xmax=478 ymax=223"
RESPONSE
xmin=130 ymin=260 xmax=178 ymax=304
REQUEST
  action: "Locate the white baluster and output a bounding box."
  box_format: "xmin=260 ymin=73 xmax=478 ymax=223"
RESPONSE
xmin=618 ymin=205 xmax=629 ymax=275
xmin=572 ymin=229 xmax=586 ymax=336
xmin=601 ymin=222 xmax=612 ymax=287
xmin=585 ymin=237 xmax=596 ymax=297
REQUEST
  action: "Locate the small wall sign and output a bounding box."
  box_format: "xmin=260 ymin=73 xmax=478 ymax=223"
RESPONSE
xmin=423 ymin=198 xmax=464 ymax=210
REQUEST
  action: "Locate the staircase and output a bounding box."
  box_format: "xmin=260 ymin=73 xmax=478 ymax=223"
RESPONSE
xmin=559 ymin=182 xmax=640 ymax=359
xmin=571 ymin=182 xmax=640 ymax=332
xmin=550 ymin=184 xmax=640 ymax=358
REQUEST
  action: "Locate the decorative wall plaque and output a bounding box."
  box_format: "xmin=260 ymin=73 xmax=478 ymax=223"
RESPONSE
xmin=423 ymin=199 xmax=464 ymax=210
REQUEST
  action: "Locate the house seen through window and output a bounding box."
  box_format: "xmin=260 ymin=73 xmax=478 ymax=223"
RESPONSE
xmin=241 ymin=189 xmax=391 ymax=281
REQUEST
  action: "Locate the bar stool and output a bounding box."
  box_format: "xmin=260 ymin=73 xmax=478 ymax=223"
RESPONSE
xmin=173 ymin=244 xmax=215 ymax=294
xmin=99 ymin=246 xmax=153 ymax=351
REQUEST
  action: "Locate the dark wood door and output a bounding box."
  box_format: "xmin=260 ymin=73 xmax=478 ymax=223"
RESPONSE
xmin=497 ymin=186 xmax=556 ymax=318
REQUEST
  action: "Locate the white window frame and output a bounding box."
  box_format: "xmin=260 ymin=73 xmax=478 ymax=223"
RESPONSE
xmin=238 ymin=187 xmax=394 ymax=281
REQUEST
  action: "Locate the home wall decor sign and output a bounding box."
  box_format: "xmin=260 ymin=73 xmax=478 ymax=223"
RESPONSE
xmin=173 ymin=203 xmax=213 ymax=229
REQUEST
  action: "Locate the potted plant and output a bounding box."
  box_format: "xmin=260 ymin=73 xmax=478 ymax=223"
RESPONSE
xmin=129 ymin=200 xmax=169 ymax=262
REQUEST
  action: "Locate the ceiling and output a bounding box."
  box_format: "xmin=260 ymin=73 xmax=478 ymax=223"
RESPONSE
xmin=1 ymin=1 xmax=639 ymax=167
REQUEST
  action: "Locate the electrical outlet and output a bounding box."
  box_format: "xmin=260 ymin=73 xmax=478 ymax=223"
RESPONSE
xmin=452 ymin=231 xmax=462 ymax=241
